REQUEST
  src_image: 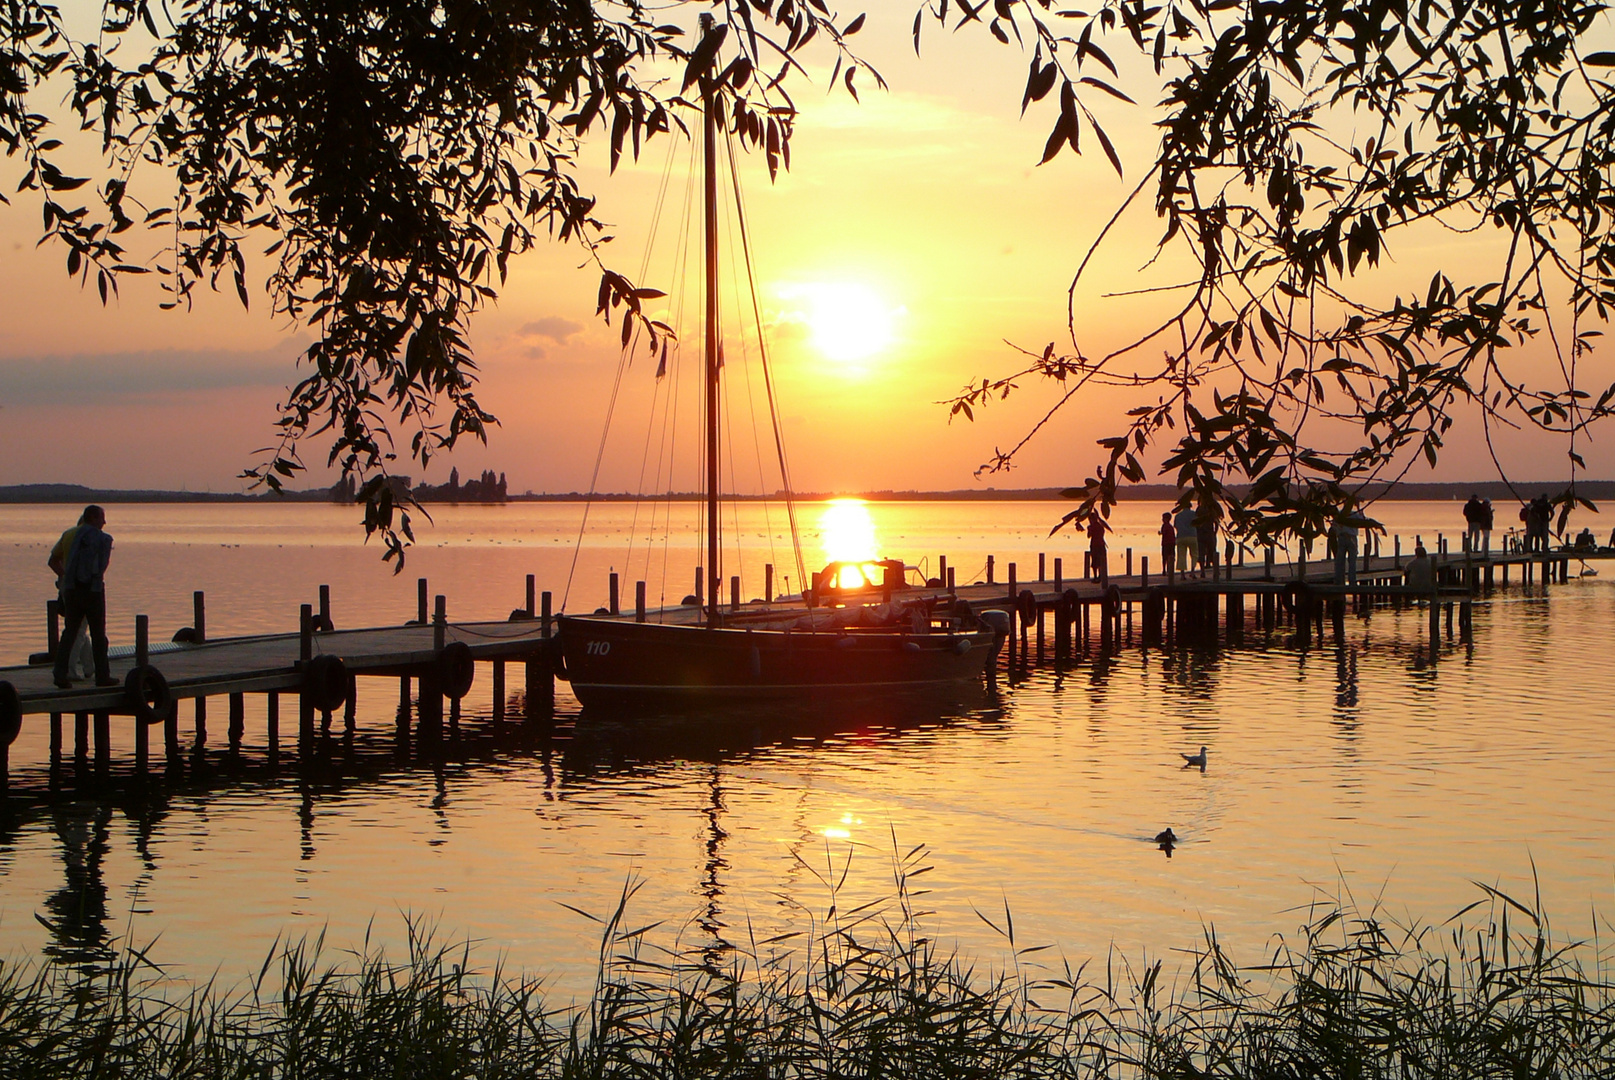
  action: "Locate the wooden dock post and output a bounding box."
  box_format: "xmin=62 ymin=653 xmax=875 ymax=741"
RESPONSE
xmin=1126 ymin=548 xmax=1133 ymax=577
xmin=229 ymin=692 xmax=245 ymax=759
xmin=319 ymin=584 xmax=332 ymax=630
xmin=433 ymin=595 xmax=447 ymax=651
xmin=493 ymin=660 xmax=506 ymax=727
xmin=417 ymin=578 xmax=428 ymax=624
xmin=299 ymin=604 xmax=315 ymax=757
xmin=765 ymin=563 xmax=774 ymax=603
xmin=194 ymin=590 xmax=206 ymax=642
xmin=947 ymin=566 xmax=956 ymax=592
xmin=267 ymin=691 xmax=280 ymax=766
xmin=636 ymin=581 xmax=647 ymax=622
xmin=938 ymin=555 xmax=947 ymax=586
xmin=986 ymin=555 xmax=995 ymax=585
xmin=135 ymin=615 xmax=150 ymax=780
xmin=49 ymin=711 xmax=62 ymax=786
xmin=1264 ymin=546 xmax=1275 ymax=580
xmin=73 ymin=711 xmax=88 ymax=781
xmin=541 ymin=591 xmax=552 ymax=637
xmin=609 ymin=573 xmax=620 ymax=616
xmin=1141 ymin=555 xmax=1149 ymax=587
xmin=730 ymin=575 xmax=740 ymax=611
xmin=1053 ymin=557 xmax=1063 ymax=592
xmin=93 ymin=710 xmax=109 ymax=780
xmin=1038 ymin=553 xmax=1045 ymax=582
xmin=1394 ymin=535 xmax=1402 ymax=566
xmin=526 ymin=574 xmax=536 ymax=617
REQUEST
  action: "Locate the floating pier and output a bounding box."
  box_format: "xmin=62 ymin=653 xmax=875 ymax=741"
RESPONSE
xmin=0 ymin=536 xmax=1604 ymax=792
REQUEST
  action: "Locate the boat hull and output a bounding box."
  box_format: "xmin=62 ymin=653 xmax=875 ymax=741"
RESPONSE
xmin=557 ymin=616 xmax=998 ymax=712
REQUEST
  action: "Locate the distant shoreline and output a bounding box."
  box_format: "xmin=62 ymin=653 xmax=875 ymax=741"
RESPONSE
xmin=4 ymin=481 xmax=1613 ymax=504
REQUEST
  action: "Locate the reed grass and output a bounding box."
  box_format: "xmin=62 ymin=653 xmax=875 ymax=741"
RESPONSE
xmin=4 ymin=847 xmax=1614 ymax=1079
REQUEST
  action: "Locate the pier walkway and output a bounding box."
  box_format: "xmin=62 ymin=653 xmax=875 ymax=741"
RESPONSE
xmin=0 ymin=542 xmax=1608 ymax=791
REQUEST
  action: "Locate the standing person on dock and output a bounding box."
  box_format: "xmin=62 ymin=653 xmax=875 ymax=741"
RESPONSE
xmin=1195 ymin=503 xmax=1218 ymax=580
xmin=51 ymin=505 xmax=115 ymax=690
xmin=1332 ymin=512 xmax=1360 ymax=586
xmin=1479 ymin=497 xmax=1494 ymax=556
xmin=1174 ymin=504 xmax=1198 ymax=577
xmin=47 ymin=507 xmax=96 ymax=679
xmin=1404 ymin=541 xmax=1435 ymax=593
xmin=1463 ymin=494 xmax=1486 ymax=554
xmin=1158 ymin=511 xmax=1175 ymax=580
xmin=1087 ymin=513 xmax=1110 ymax=585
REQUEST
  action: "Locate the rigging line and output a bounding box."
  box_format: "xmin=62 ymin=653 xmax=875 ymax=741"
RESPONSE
xmin=624 ymin=136 xmax=685 ymax=576
xmin=560 ymin=309 xmax=637 ymax=615
xmin=725 ymin=127 xmax=807 ymax=599
xmin=658 ymin=160 xmax=700 ymax=615
xmin=721 ymin=126 xmax=782 ymax=586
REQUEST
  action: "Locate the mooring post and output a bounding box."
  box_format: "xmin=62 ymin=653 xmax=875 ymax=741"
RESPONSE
xmin=1264 ymin=546 xmax=1274 ymax=581
xmin=636 ymin=581 xmax=647 ymax=623
xmin=947 ymin=566 xmax=956 ymax=593
xmin=986 ymin=555 xmax=995 ymax=585
xmin=300 ymin=604 xmax=313 ymax=664
xmin=417 ymin=578 xmax=429 ymax=624
xmin=526 ymin=574 xmax=536 ymax=618
xmin=541 ymin=591 xmax=553 ymax=637
xmin=319 ymin=584 xmax=331 ymax=631
xmin=493 ymin=660 xmax=506 ymax=727
xmin=1141 ymin=555 xmax=1149 ymax=587
xmin=730 ymin=575 xmax=740 ymax=611
xmin=1038 ymin=552 xmax=1046 ymax=582
xmin=609 ymin=573 xmax=620 ymax=616
xmin=267 ymin=691 xmax=280 ymax=767
xmin=694 ymin=566 xmax=704 ymax=606
xmin=765 ymin=563 xmax=774 ymax=603
xmin=1053 ymin=557 xmax=1063 ymax=592
xmin=1126 ymin=548 xmax=1133 ymax=577
xmin=433 ymin=595 xmax=447 ymax=651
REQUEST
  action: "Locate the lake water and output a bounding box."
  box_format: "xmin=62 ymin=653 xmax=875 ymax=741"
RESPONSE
xmin=0 ymin=499 xmax=1610 ymax=998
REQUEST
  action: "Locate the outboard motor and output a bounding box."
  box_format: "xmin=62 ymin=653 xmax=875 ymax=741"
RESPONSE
xmin=979 ymin=609 xmax=1012 ymax=660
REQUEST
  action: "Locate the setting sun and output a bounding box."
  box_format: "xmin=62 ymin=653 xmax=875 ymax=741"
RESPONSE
xmin=780 ymin=282 xmax=898 ymax=364
xmin=819 ymin=498 xmax=879 ymax=566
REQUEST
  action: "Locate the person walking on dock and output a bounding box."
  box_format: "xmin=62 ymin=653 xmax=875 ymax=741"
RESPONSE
xmin=1087 ymin=513 xmax=1110 ymax=585
xmin=1174 ymin=504 xmax=1198 ymax=577
xmin=51 ymin=505 xmax=115 ymax=689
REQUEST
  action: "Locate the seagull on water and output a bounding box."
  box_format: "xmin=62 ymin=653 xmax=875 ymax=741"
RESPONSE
xmin=1181 ymin=745 xmax=1208 ymax=769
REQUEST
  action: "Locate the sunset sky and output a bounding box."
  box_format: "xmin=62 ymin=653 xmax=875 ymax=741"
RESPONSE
xmin=0 ymin=6 xmax=1604 ymax=495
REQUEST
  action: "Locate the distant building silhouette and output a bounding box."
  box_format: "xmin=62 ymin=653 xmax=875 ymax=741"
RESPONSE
xmin=414 ymin=468 xmax=507 ymax=503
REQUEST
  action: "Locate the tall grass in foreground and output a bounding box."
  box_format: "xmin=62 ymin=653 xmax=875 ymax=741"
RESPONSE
xmin=5 ymin=849 xmax=1615 ymax=1078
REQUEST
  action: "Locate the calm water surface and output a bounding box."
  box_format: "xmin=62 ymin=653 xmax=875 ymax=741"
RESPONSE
xmin=0 ymin=499 xmax=1610 ymax=997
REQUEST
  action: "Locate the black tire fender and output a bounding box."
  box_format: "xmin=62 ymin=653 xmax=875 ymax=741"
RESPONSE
xmin=303 ymin=654 xmax=349 ymax=712
xmin=1102 ymin=584 xmax=1123 ymax=617
xmin=1016 ymin=589 xmax=1037 ymax=624
xmin=438 ymin=641 xmax=475 ymax=699
xmin=124 ymin=665 xmax=172 ymax=726
xmin=0 ymin=681 xmax=20 ymax=746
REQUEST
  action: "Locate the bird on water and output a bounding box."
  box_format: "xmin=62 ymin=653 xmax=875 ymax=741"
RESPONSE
xmin=1154 ymin=827 xmax=1178 ymax=845
xmin=1181 ymin=745 xmax=1208 ymax=769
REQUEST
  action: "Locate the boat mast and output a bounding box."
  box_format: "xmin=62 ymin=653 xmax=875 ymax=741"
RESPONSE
xmin=702 ymin=13 xmax=721 ymax=629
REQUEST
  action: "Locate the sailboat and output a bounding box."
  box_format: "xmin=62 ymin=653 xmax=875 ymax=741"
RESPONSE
xmin=556 ymin=35 xmax=1002 ymax=711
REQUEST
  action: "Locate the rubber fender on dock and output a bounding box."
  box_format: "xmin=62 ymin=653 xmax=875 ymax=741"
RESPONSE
xmin=302 ymin=654 xmax=349 ymax=712
xmin=1102 ymin=584 xmax=1123 ymax=617
xmin=438 ymin=641 xmax=476 ymax=699
xmin=124 ymin=665 xmax=172 ymax=726
xmin=0 ymin=681 xmax=20 ymax=746
xmin=1016 ymin=589 xmax=1037 ymax=624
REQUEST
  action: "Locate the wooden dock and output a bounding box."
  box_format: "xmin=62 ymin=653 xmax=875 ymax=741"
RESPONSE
xmin=0 ymin=541 xmax=1606 ymax=792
